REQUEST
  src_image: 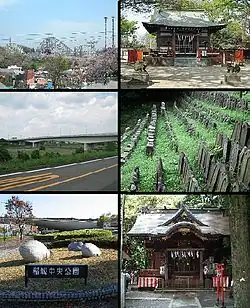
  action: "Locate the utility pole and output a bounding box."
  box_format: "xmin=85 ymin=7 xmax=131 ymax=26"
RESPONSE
xmin=104 ymin=16 xmax=108 ymax=50
xmin=112 ymin=16 xmax=115 ymax=48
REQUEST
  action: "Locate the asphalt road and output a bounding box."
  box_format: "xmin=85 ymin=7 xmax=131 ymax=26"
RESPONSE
xmin=0 ymin=157 xmax=118 ymax=191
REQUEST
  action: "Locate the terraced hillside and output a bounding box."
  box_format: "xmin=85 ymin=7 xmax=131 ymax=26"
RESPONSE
xmin=121 ymin=91 xmax=250 ymax=192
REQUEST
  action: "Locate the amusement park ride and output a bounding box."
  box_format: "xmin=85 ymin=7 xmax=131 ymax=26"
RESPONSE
xmin=0 ymin=16 xmax=116 ymax=57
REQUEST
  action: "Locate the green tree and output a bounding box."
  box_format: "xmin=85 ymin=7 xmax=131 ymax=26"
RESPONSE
xmin=121 ymin=16 xmax=139 ymax=48
xmin=123 ymin=238 xmax=148 ymax=271
xmin=97 ymin=213 xmax=111 ymax=228
xmin=121 ymin=0 xmax=203 ymax=12
xmin=0 ymin=147 xmax=12 ymax=162
xmin=5 ymin=196 xmax=34 ymax=240
xmin=44 ymin=56 xmax=70 ymax=88
xmin=17 ymin=151 xmax=30 ymax=161
xmin=202 ymin=0 xmax=250 ymax=47
xmin=31 ymin=149 xmax=40 ymax=159
xmin=210 ymin=21 xmax=247 ymax=49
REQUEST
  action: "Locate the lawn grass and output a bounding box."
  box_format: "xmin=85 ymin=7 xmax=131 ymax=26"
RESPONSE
xmin=0 ymin=248 xmax=118 ymax=292
xmin=0 ymin=150 xmax=117 ymax=175
xmin=0 ymin=236 xmax=18 ymax=242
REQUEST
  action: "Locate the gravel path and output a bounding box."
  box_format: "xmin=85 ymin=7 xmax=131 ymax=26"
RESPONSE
xmin=0 ymin=236 xmax=31 ymax=258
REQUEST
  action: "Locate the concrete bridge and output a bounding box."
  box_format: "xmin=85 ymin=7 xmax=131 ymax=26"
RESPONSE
xmin=7 ymin=133 xmax=118 ymax=150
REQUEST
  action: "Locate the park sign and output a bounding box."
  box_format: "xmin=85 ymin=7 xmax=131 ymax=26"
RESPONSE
xmin=25 ymin=264 xmax=88 ymax=287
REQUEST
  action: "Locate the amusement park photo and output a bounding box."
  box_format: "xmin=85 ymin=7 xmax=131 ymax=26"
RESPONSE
xmin=121 ymin=194 xmax=250 ymax=308
xmin=0 ymin=0 xmax=118 ymax=89
xmin=120 ymin=0 xmax=250 ymax=88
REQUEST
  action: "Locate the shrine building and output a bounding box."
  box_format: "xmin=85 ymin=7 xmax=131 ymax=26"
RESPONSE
xmin=142 ymin=10 xmax=227 ymax=65
xmin=127 ymin=204 xmax=230 ymax=289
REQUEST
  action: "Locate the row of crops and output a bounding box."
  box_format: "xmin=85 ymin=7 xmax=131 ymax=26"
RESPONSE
xmin=120 ymin=92 xmax=250 ymax=192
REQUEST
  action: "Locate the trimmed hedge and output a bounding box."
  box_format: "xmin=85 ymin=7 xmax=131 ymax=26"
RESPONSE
xmin=34 ymin=229 xmax=118 ymax=249
xmin=34 ymin=229 xmax=112 ymax=241
xmin=46 ymin=236 xmax=118 ymax=249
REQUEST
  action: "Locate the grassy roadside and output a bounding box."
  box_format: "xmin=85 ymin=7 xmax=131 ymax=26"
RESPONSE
xmin=0 ymin=150 xmax=117 ymax=175
xmin=5 ymin=144 xmax=85 ymax=159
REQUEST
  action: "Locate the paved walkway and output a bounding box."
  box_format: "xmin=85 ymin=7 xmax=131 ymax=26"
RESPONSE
xmin=0 ymin=236 xmax=31 ymax=258
xmin=125 ymin=291 xmax=234 ymax=308
xmin=121 ymin=63 xmax=250 ymax=88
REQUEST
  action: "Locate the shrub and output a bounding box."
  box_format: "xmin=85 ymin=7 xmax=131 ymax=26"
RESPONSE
xmin=39 ymin=145 xmax=46 ymax=150
xmin=47 ymin=236 xmax=118 ymax=249
xmin=34 ymin=229 xmax=113 ymax=241
xmin=75 ymin=147 xmax=85 ymax=154
xmin=31 ymin=149 xmax=40 ymax=159
xmin=0 ymin=147 xmax=12 ymax=162
xmin=44 ymin=151 xmax=60 ymax=158
xmin=17 ymin=151 xmax=30 ymax=161
xmin=105 ymin=142 xmax=117 ymax=151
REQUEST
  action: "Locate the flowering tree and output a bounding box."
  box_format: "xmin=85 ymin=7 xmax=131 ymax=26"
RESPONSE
xmin=5 ymin=196 xmax=34 ymax=240
xmin=83 ymin=48 xmax=118 ymax=84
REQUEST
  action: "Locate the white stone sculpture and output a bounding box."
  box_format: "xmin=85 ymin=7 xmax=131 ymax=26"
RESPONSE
xmin=81 ymin=243 xmax=101 ymax=257
xmin=19 ymin=240 xmax=51 ymax=262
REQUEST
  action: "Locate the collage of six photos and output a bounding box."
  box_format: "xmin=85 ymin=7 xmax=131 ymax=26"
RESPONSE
xmin=0 ymin=1 xmax=250 ymax=308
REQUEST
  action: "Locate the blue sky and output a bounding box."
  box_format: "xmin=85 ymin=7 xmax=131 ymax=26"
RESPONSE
xmin=0 ymin=0 xmax=118 ymax=49
xmin=0 ymin=194 xmax=118 ymax=218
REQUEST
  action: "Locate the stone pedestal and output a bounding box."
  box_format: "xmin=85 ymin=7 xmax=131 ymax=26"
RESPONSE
xmin=121 ymin=72 xmax=150 ymax=88
xmin=224 ymin=73 xmax=241 ymax=86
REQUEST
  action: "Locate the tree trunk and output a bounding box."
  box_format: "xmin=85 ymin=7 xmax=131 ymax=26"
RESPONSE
xmin=19 ymin=230 xmax=23 ymax=240
xmin=229 ymin=195 xmax=250 ymax=308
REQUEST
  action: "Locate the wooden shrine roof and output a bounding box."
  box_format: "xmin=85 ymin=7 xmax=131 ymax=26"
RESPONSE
xmin=128 ymin=204 xmax=229 ymax=237
xmin=142 ymin=10 xmax=226 ymax=33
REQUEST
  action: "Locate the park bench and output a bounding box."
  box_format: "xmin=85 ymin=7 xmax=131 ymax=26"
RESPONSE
xmin=25 ymin=264 xmax=88 ymax=287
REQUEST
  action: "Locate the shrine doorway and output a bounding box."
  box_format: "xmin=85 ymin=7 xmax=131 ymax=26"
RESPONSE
xmin=165 ymin=248 xmax=203 ymax=288
xmin=175 ymin=34 xmax=196 ymax=54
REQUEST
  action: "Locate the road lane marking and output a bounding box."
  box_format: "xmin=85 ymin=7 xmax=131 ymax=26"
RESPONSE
xmin=0 ymin=173 xmax=53 ymax=184
xmin=28 ymin=164 xmax=118 ymax=191
xmin=0 ymin=156 xmax=118 ymax=178
xmin=79 ymin=159 xmax=102 ymax=164
xmin=0 ymin=173 xmax=59 ymax=191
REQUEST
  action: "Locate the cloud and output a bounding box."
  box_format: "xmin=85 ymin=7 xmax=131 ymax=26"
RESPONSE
xmin=0 ymin=92 xmax=117 ymax=138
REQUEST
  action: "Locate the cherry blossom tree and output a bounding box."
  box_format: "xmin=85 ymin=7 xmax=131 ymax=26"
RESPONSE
xmin=83 ymin=48 xmax=118 ymax=84
xmin=5 ymin=196 xmax=34 ymax=240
